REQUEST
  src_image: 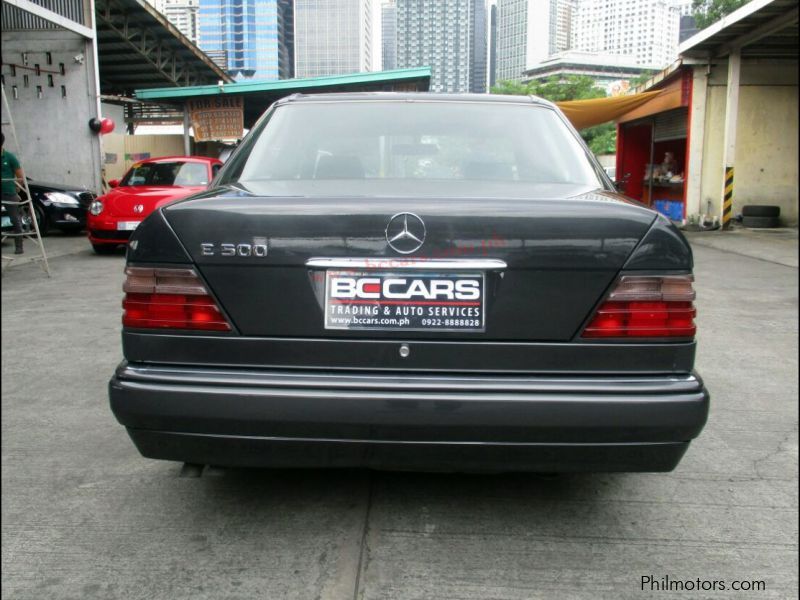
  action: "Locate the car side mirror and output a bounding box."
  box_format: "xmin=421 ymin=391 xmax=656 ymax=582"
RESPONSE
xmin=614 ymin=173 xmax=631 ymax=193
xmin=108 ymin=179 xmax=119 ymax=188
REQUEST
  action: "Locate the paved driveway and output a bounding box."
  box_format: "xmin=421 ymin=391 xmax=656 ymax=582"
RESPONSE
xmin=2 ymin=234 xmax=797 ymax=599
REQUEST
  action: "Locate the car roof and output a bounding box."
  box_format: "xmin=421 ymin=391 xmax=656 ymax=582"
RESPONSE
xmin=276 ymin=91 xmax=555 ymax=108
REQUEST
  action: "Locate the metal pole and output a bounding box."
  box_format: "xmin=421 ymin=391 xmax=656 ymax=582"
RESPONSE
xmin=87 ymin=0 xmax=103 ymax=195
xmin=720 ymin=49 xmax=741 ymax=230
xmin=647 ymin=121 xmax=655 ymax=207
xmin=183 ymin=108 xmax=191 ymax=155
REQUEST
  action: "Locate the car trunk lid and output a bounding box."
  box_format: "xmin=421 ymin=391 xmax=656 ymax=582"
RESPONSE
xmin=162 ymin=190 xmax=656 ymax=341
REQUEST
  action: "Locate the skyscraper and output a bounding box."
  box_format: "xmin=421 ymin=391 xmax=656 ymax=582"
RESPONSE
xmin=489 ymin=3 xmax=497 ymax=88
xmin=198 ymin=0 xmax=294 ymax=81
xmin=294 ymin=0 xmax=374 ymax=78
xmin=396 ymin=0 xmax=487 ymax=93
xmin=571 ymin=0 xmax=682 ymax=68
xmin=496 ymin=0 xmax=550 ymax=81
xmin=471 ymin=0 xmax=488 ymax=93
xmin=382 ymin=0 xmax=397 ymax=71
xmin=154 ymin=0 xmax=200 ymax=44
xmin=550 ymin=0 xmax=575 ymax=56
xmin=495 ymin=0 xmax=572 ymax=83
xmin=278 ymin=0 xmax=295 ymax=78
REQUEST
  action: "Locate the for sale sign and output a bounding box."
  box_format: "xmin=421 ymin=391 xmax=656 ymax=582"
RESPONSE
xmin=187 ymin=97 xmax=244 ymax=141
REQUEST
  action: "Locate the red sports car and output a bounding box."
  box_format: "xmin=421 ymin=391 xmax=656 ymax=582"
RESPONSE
xmin=87 ymin=156 xmax=222 ymax=254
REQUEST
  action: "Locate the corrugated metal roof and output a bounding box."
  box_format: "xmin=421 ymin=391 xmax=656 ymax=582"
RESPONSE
xmin=679 ymin=0 xmax=798 ymax=58
xmin=134 ymin=67 xmax=434 ymax=101
xmin=134 ymin=67 xmax=433 ymax=128
xmin=95 ymin=0 xmax=232 ymax=95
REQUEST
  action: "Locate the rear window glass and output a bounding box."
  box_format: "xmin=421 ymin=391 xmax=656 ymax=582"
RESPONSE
xmin=228 ymin=101 xmax=602 ymax=191
xmin=121 ymin=162 xmax=209 ymax=187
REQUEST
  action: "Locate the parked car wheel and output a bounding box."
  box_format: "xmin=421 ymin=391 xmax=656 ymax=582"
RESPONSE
xmin=18 ymin=205 xmax=33 ymax=233
xmin=742 ymin=205 xmax=780 ymax=218
xmin=742 ymin=215 xmax=781 ymax=228
xmin=33 ymin=205 xmax=48 ymax=235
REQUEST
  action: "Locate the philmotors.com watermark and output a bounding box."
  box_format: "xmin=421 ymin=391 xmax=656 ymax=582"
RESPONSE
xmin=641 ymin=575 xmax=766 ymax=593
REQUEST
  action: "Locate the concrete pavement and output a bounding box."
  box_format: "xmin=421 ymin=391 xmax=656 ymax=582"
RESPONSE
xmin=1 ymin=231 xmax=797 ymax=599
xmin=684 ymin=226 xmax=799 ymax=268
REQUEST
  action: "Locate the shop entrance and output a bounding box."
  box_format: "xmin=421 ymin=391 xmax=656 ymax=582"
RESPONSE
xmin=617 ymin=108 xmax=689 ymax=221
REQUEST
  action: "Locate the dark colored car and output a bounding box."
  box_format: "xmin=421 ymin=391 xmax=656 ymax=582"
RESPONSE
xmin=2 ymin=179 xmax=95 ymax=235
xmin=23 ymin=179 xmax=96 ymax=234
xmin=109 ymin=93 xmax=709 ymax=473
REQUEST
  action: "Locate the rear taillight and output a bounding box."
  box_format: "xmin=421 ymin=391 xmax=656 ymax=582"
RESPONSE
xmin=581 ymin=275 xmax=696 ymax=339
xmin=122 ymin=267 xmax=231 ymax=331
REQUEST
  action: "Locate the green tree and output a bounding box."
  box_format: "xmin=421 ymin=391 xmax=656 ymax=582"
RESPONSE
xmin=489 ymin=80 xmax=532 ymax=96
xmin=628 ymin=72 xmax=653 ymax=89
xmin=491 ymin=75 xmax=614 ymax=154
xmin=584 ymin=123 xmax=617 ymax=155
xmin=491 ymin=75 xmax=606 ymax=102
xmin=691 ymin=0 xmax=748 ymax=29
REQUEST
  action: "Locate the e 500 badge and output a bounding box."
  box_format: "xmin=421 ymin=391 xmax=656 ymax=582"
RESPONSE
xmin=324 ymin=270 xmax=485 ymax=332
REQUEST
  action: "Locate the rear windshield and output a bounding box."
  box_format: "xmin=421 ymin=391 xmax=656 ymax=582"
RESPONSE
xmin=121 ymin=161 xmax=209 ymax=187
xmin=224 ymin=101 xmax=603 ymax=194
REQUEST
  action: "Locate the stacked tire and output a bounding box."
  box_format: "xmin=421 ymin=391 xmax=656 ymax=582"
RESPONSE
xmin=742 ymin=205 xmax=780 ymax=228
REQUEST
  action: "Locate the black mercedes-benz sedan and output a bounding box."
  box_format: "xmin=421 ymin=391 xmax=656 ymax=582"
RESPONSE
xmin=109 ymin=93 xmax=709 ymax=472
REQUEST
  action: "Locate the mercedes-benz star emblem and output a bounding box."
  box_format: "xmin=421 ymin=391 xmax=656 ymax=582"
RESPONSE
xmin=133 ymin=204 xmax=144 ymax=214
xmin=385 ymin=212 xmax=426 ymax=254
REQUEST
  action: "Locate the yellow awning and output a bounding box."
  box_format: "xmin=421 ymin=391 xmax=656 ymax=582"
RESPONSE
xmin=556 ymin=91 xmax=663 ymax=130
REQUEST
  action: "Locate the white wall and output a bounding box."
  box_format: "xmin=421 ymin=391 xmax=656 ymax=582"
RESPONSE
xmin=2 ymin=30 xmax=102 ymax=192
xmin=697 ymin=58 xmax=799 ymax=225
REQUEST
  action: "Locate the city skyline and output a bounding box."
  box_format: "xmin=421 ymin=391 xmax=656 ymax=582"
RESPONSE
xmin=494 ymin=0 xmax=554 ymax=83
xmin=571 ymin=0 xmax=686 ymax=69
xmin=381 ymin=0 xmax=397 ymax=71
xmin=146 ymin=0 xmax=695 ymax=89
xmin=395 ymin=0 xmax=486 ymax=93
xmin=197 ymin=0 xmax=293 ymax=81
xmin=153 ymin=0 xmax=200 ymax=44
xmin=294 ymin=0 xmax=374 ymax=78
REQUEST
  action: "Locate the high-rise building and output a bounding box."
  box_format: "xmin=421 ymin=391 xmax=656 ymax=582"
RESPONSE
xmin=294 ymin=0 xmax=374 ymax=78
xmin=382 ymin=0 xmax=397 ymax=71
xmin=550 ymin=0 xmax=575 ymax=56
xmin=396 ymin=0 xmax=487 ymax=93
xmin=489 ymin=3 xmax=497 ymax=88
xmin=495 ymin=0 xmax=544 ymax=83
xmin=154 ymin=0 xmax=200 ymax=44
xmin=675 ymin=0 xmax=694 ymax=16
xmin=198 ymin=0 xmax=294 ymax=81
xmin=679 ymin=14 xmax=698 ymax=43
xmin=571 ymin=0 xmax=682 ymax=69
xmin=471 ymin=0 xmax=488 ymax=93
xmin=278 ymin=0 xmax=295 ymax=78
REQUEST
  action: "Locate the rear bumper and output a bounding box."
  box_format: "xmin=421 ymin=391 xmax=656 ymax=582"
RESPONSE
xmin=109 ymin=362 xmax=709 ymax=472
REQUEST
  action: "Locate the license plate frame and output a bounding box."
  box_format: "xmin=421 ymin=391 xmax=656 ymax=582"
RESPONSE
xmin=324 ymin=270 xmax=485 ymax=332
xmin=117 ymin=221 xmax=141 ymax=231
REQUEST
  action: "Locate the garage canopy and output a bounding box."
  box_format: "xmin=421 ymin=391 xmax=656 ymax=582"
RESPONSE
xmin=556 ymin=91 xmax=662 ymax=130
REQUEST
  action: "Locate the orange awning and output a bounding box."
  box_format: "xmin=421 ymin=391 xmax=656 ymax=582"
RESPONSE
xmin=556 ymin=91 xmax=663 ymax=130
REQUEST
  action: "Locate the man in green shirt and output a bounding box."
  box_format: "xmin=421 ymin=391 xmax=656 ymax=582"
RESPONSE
xmin=2 ymin=132 xmax=25 ymax=254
